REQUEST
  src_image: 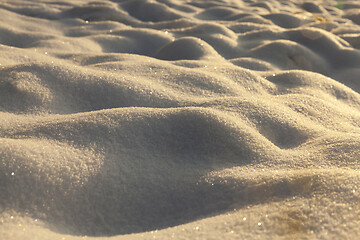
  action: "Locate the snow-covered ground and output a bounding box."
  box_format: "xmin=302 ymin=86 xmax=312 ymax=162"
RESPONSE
xmin=1 ymin=0 xmax=360 ymax=239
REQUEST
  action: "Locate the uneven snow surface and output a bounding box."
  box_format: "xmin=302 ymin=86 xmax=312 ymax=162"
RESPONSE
xmin=1 ymin=0 xmax=360 ymax=239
